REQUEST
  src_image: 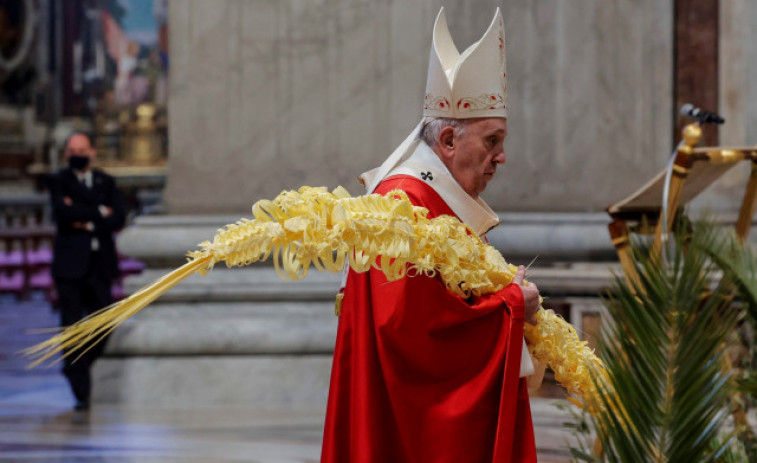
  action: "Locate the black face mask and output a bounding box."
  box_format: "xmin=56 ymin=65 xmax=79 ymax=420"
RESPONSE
xmin=68 ymin=155 xmax=90 ymax=171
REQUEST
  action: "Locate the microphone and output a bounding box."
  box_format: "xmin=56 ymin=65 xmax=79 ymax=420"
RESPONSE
xmin=679 ymin=103 xmax=725 ymax=124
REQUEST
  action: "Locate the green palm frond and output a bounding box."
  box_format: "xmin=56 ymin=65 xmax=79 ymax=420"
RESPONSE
xmin=692 ymin=223 xmax=757 ymax=322
xmin=690 ymin=224 xmax=757 ymax=460
xmin=583 ymin=223 xmax=743 ymax=462
xmin=737 ymin=374 xmax=757 ymax=396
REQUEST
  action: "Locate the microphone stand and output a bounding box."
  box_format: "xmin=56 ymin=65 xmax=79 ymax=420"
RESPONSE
xmin=659 ymin=137 xmax=688 ymax=269
xmin=660 ymin=109 xmax=723 ymax=268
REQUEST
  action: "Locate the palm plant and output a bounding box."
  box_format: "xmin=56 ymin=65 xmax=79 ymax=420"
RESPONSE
xmin=696 ymin=224 xmax=757 ymax=459
xmin=570 ymin=222 xmax=755 ymax=462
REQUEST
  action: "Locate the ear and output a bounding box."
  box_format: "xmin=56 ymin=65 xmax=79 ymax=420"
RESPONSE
xmin=437 ymin=126 xmax=456 ymax=159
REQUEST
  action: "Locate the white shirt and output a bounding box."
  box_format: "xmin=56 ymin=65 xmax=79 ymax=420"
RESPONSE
xmin=72 ymin=168 xmax=100 ymax=251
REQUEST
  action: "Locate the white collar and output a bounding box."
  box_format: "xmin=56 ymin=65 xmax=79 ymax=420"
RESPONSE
xmin=74 ymin=169 xmax=93 ymax=188
xmin=387 ymin=142 xmax=500 ymax=236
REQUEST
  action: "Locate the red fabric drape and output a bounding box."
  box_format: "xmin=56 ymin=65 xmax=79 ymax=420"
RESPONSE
xmin=322 ymin=176 xmax=536 ymax=463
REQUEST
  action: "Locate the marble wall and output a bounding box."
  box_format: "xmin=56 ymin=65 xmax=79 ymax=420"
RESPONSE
xmin=164 ymin=0 xmax=676 ymax=214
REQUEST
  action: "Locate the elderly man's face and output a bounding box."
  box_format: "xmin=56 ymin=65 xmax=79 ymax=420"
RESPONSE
xmin=437 ymin=117 xmax=507 ymax=198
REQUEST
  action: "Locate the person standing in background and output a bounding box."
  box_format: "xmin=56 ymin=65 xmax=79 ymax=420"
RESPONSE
xmin=47 ymin=132 xmax=125 ymax=411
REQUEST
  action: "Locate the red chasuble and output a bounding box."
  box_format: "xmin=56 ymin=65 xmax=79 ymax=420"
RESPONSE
xmin=321 ymin=176 xmax=537 ymax=463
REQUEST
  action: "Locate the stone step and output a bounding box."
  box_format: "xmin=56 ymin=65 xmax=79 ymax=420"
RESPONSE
xmin=112 ymin=263 xmax=617 ymax=360
xmin=527 ymin=263 xmax=618 ymax=295
xmin=124 ymin=262 xmax=619 ymax=303
xmin=125 ymin=300 xmax=335 ymax=319
xmin=119 ymin=213 xmax=757 ymax=269
xmin=117 ymin=213 xmax=622 ymax=267
xmin=124 ymin=266 xmax=342 ymax=302
xmin=108 ymin=259 xmax=618 ymax=409
xmin=118 ymin=215 xmax=256 ymax=267
xmin=106 ymin=301 xmax=337 ymax=356
xmin=94 ymin=355 xmax=334 ymax=408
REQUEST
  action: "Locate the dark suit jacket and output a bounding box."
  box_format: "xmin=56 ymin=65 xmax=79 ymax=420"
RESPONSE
xmin=48 ymin=167 xmax=126 ymax=279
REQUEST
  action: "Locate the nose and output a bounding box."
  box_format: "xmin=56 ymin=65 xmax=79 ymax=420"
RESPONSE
xmin=493 ymin=149 xmax=506 ymax=164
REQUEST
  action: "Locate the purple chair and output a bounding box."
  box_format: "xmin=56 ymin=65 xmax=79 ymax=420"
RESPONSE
xmin=0 ymin=250 xmax=24 ymax=268
xmin=0 ymin=248 xmax=27 ymax=298
xmin=0 ymin=270 xmax=25 ymax=295
xmin=118 ymin=257 xmax=146 ymax=275
xmin=26 ymin=247 xmax=53 ymax=267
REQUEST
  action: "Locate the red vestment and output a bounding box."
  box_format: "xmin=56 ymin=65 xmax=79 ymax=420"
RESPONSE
xmin=321 ymin=176 xmax=537 ymax=463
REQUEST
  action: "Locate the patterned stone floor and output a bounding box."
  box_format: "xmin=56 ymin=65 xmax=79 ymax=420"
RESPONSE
xmin=0 ymin=293 xmax=577 ymax=462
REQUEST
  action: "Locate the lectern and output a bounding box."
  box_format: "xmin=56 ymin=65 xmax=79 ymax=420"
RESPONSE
xmin=607 ymin=123 xmax=757 ymax=285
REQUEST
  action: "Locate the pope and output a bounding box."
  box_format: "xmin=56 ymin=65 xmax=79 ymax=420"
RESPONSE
xmin=321 ymin=8 xmax=540 ymax=463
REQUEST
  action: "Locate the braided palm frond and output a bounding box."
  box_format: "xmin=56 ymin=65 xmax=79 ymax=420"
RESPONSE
xmin=24 ymin=186 xmax=604 ymax=410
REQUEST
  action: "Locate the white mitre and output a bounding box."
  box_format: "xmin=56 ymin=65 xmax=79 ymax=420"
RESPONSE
xmin=359 ymin=7 xmax=508 ymax=194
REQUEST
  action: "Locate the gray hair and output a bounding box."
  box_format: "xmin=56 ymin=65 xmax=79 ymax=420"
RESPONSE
xmin=418 ymin=117 xmax=470 ymax=148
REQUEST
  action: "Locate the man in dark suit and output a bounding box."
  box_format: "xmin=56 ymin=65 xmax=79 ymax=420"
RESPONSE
xmin=48 ymin=132 xmax=125 ymax=410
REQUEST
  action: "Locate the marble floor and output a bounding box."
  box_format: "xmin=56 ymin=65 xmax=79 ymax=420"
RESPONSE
xmin=0 ymin=293 xmax=577 ymax=462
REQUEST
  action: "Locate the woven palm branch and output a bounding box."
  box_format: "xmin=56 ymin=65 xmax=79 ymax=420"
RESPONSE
xmin=24 ymin=186 xmax=604 ymax=408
